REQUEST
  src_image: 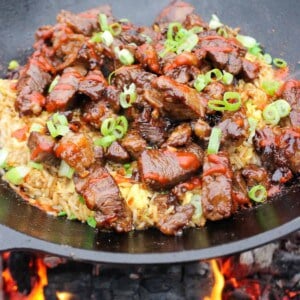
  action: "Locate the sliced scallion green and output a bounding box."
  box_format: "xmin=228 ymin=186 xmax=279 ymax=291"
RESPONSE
xmin=248 ymin=185 xmax=267 ymax=203
xmin=28 ymin=161 xmax=43 ymax=170
xmin=263 ymin=53 xmax=272 ymax=65
xmin=8 ymin=60 xmax=19 ymax=70
xmin=48 ymin=75 xmax=60 ymax=93
xmin=207 ymin=127 xmax=222 ymax=154
xmin=117 ymin=48 xmax=134 ymax=65
xmin=273 ymin=99 xmax=291 ymax=118
xmin=273 ymin=58 xmax=287 ymax=68
xmin=222 ymin=71 xmax=234 ymax=85
xmin=101 ymin=30 xmax=114 ymax=47
xmin=87 ymin=216 xmax=97 ymax=228
xmin=263 ymin=103 xmax=281 ymax=125
xmin=58 ymin=160 xmax=74 ymax=179
xmin=236 ymin=34 xmax=257 ymax=49
xmin=119 ymin=83 xmax=137 ymax=108
xmin=261 ymin=80 xmax=280 ymax=96
xmin=207 ymin=99 xmax=227 ymax=111
xmin=0 ymin=149 xmax=8 ymax=168
xmin=194 ymin=75 xmax=208 ymax=92
xmin=223 ymin=92 xmax=242 ymax=111
xmin=209 ymin=14 xmax=223 ymax=30
xmin=4 ymin=166 xmax=30 ymax=185
xmin=205 ymin=68 xmax=223 ymax=82
xmin=94 ymin=135 xmax=116 ymax=148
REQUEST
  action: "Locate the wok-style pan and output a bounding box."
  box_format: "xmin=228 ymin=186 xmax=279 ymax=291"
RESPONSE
xmin=0 ymin=0 xmax=299 ymax=264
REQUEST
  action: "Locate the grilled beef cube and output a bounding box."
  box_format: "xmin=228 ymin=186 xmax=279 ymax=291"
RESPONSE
xmin=204 ymin=81 xmax=226 ymax=100
xmin=148 ymin=76 xmax=207 ymax=120
xmin=183 ymin=13 xmax=208 ymax=29
xmin=74 ymin=164 xmax=132 ymax=232
xmin=105 ymin=141 xmax=130 ymax=164
xmin=279 ymin=80 xmax=300 ymax=127
xmin=193 ymin=118 xmax=211 ymax=141
xmin=202 ymin=152 xmax=233 ymax=220
xmin=138 ymin=149 xmax=202 ymax=190
xmin=219 ymin=111 xmax=249 ymax=146
xmin=57 ymin=6 xmax=111 ymax=35
xmin=135 ymin=44 xmax=160 ymax=74
xmin=27 ymin=132 xmax=56 ymax=164
xmin=154 ymin=194 xmax=194 ymax=235
xmin=102 ymin=86 xmax=120 ymax=113
xmin=46 ymin=65 xmax=87 ymax=112
xmin=164 ymin=65 xmax=200 ymax=85
xmin=78 ymin=70 xmax=107 ymax=101
xmin=241 ymin=59 xmax=259 ymax=82
xmin=232 ymin=170 xmax=250 ymax=208
xmin=241 ymin=164 xmax=269 ymax=188
xmin=184 ymin=143 xmax=205 ymax=161
xmin=55 ymin=132 xmax=95 ymax=177
xmin=165 ymin=123 xmax=192 ymax=147
xmin=16 ymin=57 xmax=52 ymax=116
xmin=121 ymin=129 xmax=147 ymax=160
xmin=82 ymin=100 xmax=114 ymax=129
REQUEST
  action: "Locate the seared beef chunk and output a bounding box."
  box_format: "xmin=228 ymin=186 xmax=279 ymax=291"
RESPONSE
xmin=78 ymin=70 xmax=107 ymax=101
xmin=219 ymin=111 xmax=249 ymax=145
xmin=135 ymin=43 xmax=161 ymax=74
xmin=184 ymin=143 xmax=204 ymax=162
xmin=241 ymin=59 xmax=259 ymax=82
xmin=165 ymin=123 xmax=192 ymax=147
xmin=202 ymin=152 xmax=233 ymax=220
xmin=164 ymin=65 xmax=200 ymax=84
xmin=183 ymin=13 xmax=208 ymax=29
xmin=105 ymin=141 xmax=130 ymax=164
xmin=74 ymin=164 xmax=132 ymax=232
xmin=148 ymin=76 xmax=207 ymax=120
xmin=55 ymin=132 xmax=95 ymax=177
xmin=82 ymin=100 xmax=114 ymax=129
xmin=134 ymin=107 xmax=169 ymax=146
xmin=232 ymin=170 xmax=249 ymax=208
xmin=121 ymin=129 xmax=147 ymax=159
xmin=46 ymin=65 xmax=87 ymax=112
xmin=138 ymin=148 xmax=202 ymax=190
xmin=204 ymin=81 xmax=226 ymax=100
xmin=241 ymin=164 xmax=269 ymax=188
xmin=16 ymin=56 xmax=52 ymax=116
xmin=102 ymin=86 xmax=120 ymax=112
xmin=193 ymin=118 xmax=211 ymax=141
xmin=27 ymin=132 xmax=56 ymax=164
xmin=280 ymin=80 xmax=300 ymax=127
xmin=154 ymin=194 xmax=194 ymax=235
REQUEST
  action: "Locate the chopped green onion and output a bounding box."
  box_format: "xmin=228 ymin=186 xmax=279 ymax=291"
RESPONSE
xmin=247 ymin=117 xmax=258 ymax=143
xmin=123 ymin=163 xmax=133 ymax=178
xmin=209 ymin=14 xmax=223 ymax=30
xmin=4 ymin=166 xmax=30 ymax=185
xmin=58 ymin=211 xmax=67 ymax=217
xmin=29 ymin=123 xmax=44 ymax=133
xmin=263 ymin=53 xmax=272 ymax=65
xmin=263 ymin=103 xmax=281 ymax=125
xmin=261 ymin=80 xmax=280 ymax=96
xmin=94 ymin=135 xmax=116 ymax=148
xmin=167 ymin=22 xmax=182 ymax=40
xmin=101 ymin=117 xmax=116 ymax=136
xmin=8 ymin=60 xmax=19 ymax=70
xmin=90 ymin=32 xmax=102 ymax=43
xmin=0 ymin=149 xmax=8 ymax=168
xmin=109 ymin=23 xmax=122 ymax=36
xmin=68 ymin=214 xmax=77 ymax=220
xmin=207 ymin=127 xmax=222 ymax=154
xmin=194 ymin=75 xmax=208 ymax=92
xmin=217 ymin=27 xmax=228 ymax=38
xmin=222 ymin=71 xmax=234 ymax=85
xmin=108 ymin=70 xmax=116 ymax=85
xmin=273 ymin=99 xmax=291 ymax=118
xmin=208 ymin=99 xmax=227 ymax=111
xmin=205 ymin=68 xmax=223 ymax=82
xmin=48 ymin=75 xmax=60 ymax=93
xmin=47 ymin=113 xmax=69 ymax=138
xmin=115 ymin=116 xmax=128 ymax=135
xmin=176 ymin=29 xmax=198 ymax=53
xmin=119 ymin=83 xmax=137 ymax=108
xmin=119 ymin=18 xmax=130 ymax=23
xmin=28 ymin=161 xmax=43 ymax=170
xmin=87 ymin=216 xmax=97 ymax=228
xmin=223 ymin=92 xmax=242 ymax=111
xmin=190 ymin=194 xmax=202 ymax=219
xmin=248 ymin=185 xmax=267 ymax=203
xmin=273 ymin=58 xmax=287 ymax=68
xmin=78 ymin=195 xmax=85 ymax=204
xmin=101 ymin=30 xmax=114 ymax=47
xmin=58 ymin=160 xmax=74 ymax=179
xmin=248 ymin=45 xmax=262 ymax=56
xmin=99 ymin=13 xmax=109 ymax=31
xmin=236 ymin=34 xmax=257 ymax=49
xmin=117 ymin=48 xmax=134 ymax=65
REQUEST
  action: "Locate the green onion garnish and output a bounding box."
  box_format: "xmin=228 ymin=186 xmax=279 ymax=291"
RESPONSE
xmin=4 ymin=166 xmax=30 ymax=185
xmin=263 ymin=53 xmax=272 ymax=65
xmin=101 ymin=117 xmax=116 ymax=136
xmin=28 ymin=161 xmax=43 ymax=170
xmin=99 ymin=13 xmax=109 ymax=31
xmin=247 ymin=117 xmax=258 ymax=143
xmin=248 ymin=45 xmax=262 ymax=56
xmin=101 ymin=30 xmax=114 ymax=47
xmin=8 ymin=60 xmax=19 ymax=70
xmin=90 ymin=32 xmax=102 ymax=43
xmin=209 ymin=14 xmax=223 ymax=30
xmin=207 ymin=127 xmax=222 ymax=154
xmin=0 ymin=149 xmax=8 ymax=168
xmin=223 ymin=91 xmax=242 ymax=111
xmin=273 ymin=99 xmax=291 ymax=117
xmin=48 ymin=75 xmax=60 ymax=93
xmin=119 ymin=83 xmax=137 ymax=108
xmin=208 ymin=99 xmax=227 ymax=111
xmin=46 ymin=113 xmax=69 ymax=138
xmin=217 ymin=27 xmax=228 ymax=38
xmin=205 ymin=68 xmax=223 ymax=82
xmin=29 ymin=123 xmax=44 ymax=133
xmin=236 ymin=34 xmax=257 ymax=49
xmin=194 ymin=75 xmax=209 ymax=92
xmin=68 ymin=214 xmax=77 ymax=220
xmin=248 ymin=185 xmax=267 ymax=203
xmin=78 ymin=195 xmax=85 ymax=204
xmin=190 ymin=194 xmax=202 ymax=219
xmin=273 ymin=58 xmax=287 ymax=68
xmin=222 ymin=71 xmax=234 ymax=85
xmin=58 ymin=211 xmax=67 ymax=217
xmin=263 ymin=104 xmax=280 ymax=125
xmin=94 ymin=135 xmax=117 ymax=148
xmin=58 ymin=160 xmax=74 ymax=179
xmin=123 ymin=163 xmax=133 ymax=178
xmin=116 ymin=48 xmax=134 ymax=65
xmin=109 ymin=23 xmax=122 ymax=36
xmin=87 ymin=216 xmax=97 ymax=228
xmin=261 ymin=80 xmax=280 ymax=96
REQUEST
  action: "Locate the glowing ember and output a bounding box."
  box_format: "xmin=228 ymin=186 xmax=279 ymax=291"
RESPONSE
xmin=56 ymin=291 xmax=75 ymax=300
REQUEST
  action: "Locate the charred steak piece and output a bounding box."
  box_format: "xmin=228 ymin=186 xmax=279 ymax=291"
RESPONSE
xmin=27 ymin=132 xmax=56 ymax=164
xmin=165 ymin=123 xmax=192 ymax=147
xmin=154 ymin=194 xmax=194 ymax=235
xmin=202 ymin=152 xmax=233 ymax=220
xmin=74 ymin=164 xmax=132 ymax=232
xmin=121 ymin=129 xmax=147 ymax=160
xmin=54 ymin=132 xmax=95 ymax=177
xmin=138 ymin=148 xmax=202 ymax=190
xmin=105 ymin=141 xmax=130 ymax=164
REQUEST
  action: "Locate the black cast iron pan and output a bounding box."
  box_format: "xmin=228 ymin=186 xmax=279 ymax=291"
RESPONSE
xmin=0 ymin=0 xmax=299 ymax=264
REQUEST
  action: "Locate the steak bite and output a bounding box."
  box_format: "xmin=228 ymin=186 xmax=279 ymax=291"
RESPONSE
xmin=46 ymin=65 xmax=87 ymax=112
xmin=74 ymin=164 xmax=132 ymax=232
xmin=165 ymin=123 xmax=192 ymax=147
xmin=121 ymin=129 xmax=147 ymax=160
xmin=105 ymin=141 xmax=130 ymax=164
xmin=54 ymin=132 xmax=95 ymax=177
xmin=148 ymin=76 xmax=207 ymax=120
xmin=202 ymin=152 xmax=233 ymax=220
xmin=138 ymin=149 xmax=202 ymax=190
xmin=27 ymin=132 xmax=57 ymax=164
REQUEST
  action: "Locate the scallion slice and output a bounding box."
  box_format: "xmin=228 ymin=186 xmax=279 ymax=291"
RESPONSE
xmin=263 ymin=103 xmax=281 ymax=125
xmin=261 ymin=80 xmax=280 ymax=96
xmin=207 ymin=127 xmax=222 ymax=154
xmin=29 ymin=123 xmax=44 ymax=133
xmin=207 ymin=99 xmax=227 ymax=111
xmin=4 ymin=166 xmax=30 ymax=185
xmin=222 ymin=71 xmax=234 ymax=85
xmin=90 ymin=32 xmax=102 ymax=43
xmin=94 ymin=135 xmax=116 ymax=148
xmin=99 ymin=13 xmax=109 ymax=31
xmin=47 ymin=113 xmax=70 ymax=138
xmin=263 ymin=53 xmax=272 ymax=65
xmin=248 ymin=185 xmax=267 ymax=203
xmin=8 ymin=60 xmax=19 ymax=70
xmin=101 ymin=30 xmax=114 ymax=47
xmin=273 ymin=58 xmax=287 ymax=68
xmin=223 ymin=92 xmax=242 ymax=111
xmin=58 ymin=160 xmax=74 ymax=179
xmin=119 ymin=83 xmax=137 ymax=108
xmin=48 ymin=75 xmax=60 ymax=93
xmin=78 ymin=195 xmax=85 ymax=204
xmin=205 ymin=68 xmax=223 ymax=82
xmin=117 ymin=48 xmax=134 ymax=65
xmin=194 ymin=75 xmax=208 ymax=92
xmin=236 ymin=34 xmax=257 ymax=49
xmin=28 ymin=161 xmax=43 ymax=170
xmin=101 ymin=117 xmax=116 ymax=136
xmin=0 ymin=149 xmax=8 ymax=168
xmin=87 ymin=216 xmax=97 ymax=228
xmin=209 ymin=14 xmax=223 ymax=30
xmin=273 ymin=99 xmax=291 ymax=118
xmin=58 ymin=211 xmax=67 ymax=217
xmin=109 ymin=22 xmax=122 ymax=36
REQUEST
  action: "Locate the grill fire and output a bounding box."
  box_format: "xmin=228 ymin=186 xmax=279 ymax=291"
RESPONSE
xmin=1 ymin=231 xmax=299 ymax=299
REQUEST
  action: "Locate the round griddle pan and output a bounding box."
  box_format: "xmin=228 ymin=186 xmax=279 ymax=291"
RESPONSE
xmin=0 ymin=0 xmax=299 ymax=264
